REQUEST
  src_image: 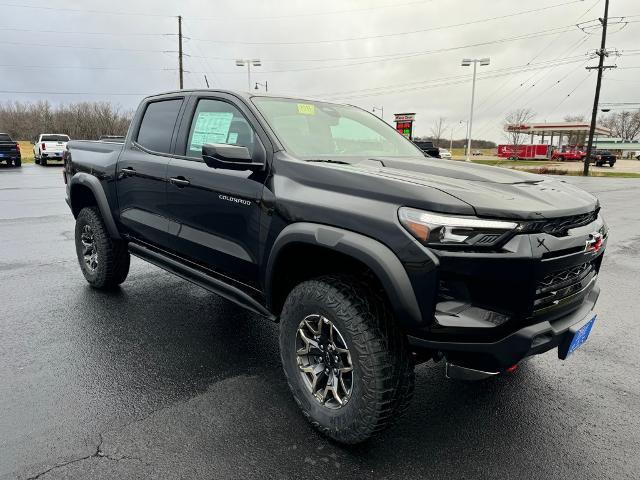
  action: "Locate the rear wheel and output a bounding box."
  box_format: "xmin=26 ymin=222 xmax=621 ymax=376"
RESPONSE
xmin=14 ymin=158 xmax=21 ymax=167
xmin=40 ymin=157 xmax=47 ymax=166
xmin=75 ymin=207 xmax=130 ymax=289
xmin=609 ymin=161 xmax=615 ymax=167
xmin=279 ymin=275 xmax=414 ymax=444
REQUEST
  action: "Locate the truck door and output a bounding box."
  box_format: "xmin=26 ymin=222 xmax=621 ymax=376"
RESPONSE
xmin=116 ymin=97 xmax=184 ymax=249
xmin=165 ymin=96 xmax=269 ymax=289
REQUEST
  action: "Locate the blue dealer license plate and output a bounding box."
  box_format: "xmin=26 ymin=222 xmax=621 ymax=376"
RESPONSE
xmin=566 ymin=315 xmax=596 ymax=358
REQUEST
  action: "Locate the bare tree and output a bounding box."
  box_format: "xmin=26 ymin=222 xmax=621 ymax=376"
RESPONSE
xmin=0 ymin=101 xmax=133 ymax=140
xmin=504 ymin=108 xmax=535 ymax=155
xmin=430 ymin=117 xmax=447 ymax=147
xmin=564 ymin=114 xmax=587 ymax=145
xmin=600 ymin=110 xmax=640 ymax=140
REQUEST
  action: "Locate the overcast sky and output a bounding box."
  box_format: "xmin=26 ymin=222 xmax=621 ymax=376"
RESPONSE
xmin=2 ymin=0 xmax=639 ymax=142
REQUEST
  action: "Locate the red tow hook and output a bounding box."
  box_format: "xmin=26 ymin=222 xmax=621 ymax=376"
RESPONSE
xmin=506 ymin=364 xmax=518 ymax=374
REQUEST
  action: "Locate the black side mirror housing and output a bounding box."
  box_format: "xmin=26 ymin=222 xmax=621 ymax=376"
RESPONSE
xmin=202 ymin=143 xmax=263 ymax=171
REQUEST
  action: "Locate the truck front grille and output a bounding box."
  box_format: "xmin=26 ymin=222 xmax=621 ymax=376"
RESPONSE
xmin=534 ymin=261 xmax=597 ymax=314
xmin=521 ymin=209 xmax=599 ymax=237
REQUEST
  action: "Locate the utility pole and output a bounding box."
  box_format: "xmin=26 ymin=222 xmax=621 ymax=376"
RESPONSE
xmin=583 ymin=0 xmax=614 ymax=176
xmin=178 ymin=16 xmax=184 ymax=90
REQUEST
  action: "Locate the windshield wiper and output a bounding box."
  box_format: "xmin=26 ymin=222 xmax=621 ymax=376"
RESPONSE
xmin=305 ymin=159 xmax=351 ymax=165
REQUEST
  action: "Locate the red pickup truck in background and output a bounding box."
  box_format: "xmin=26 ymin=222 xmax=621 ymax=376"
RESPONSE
xmin=551 ymin=146 xmax=587 ymax=161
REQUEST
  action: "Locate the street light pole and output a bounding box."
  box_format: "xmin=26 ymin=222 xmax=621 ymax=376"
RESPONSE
xmin=461 ymin=58 xmax=490 ymax=161
xmin=236 ymin=59 xmax=261 ymax=91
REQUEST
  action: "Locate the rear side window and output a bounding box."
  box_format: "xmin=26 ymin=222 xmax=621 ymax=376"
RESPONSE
xmin=136 ymin=99 xmax=183 ymax=154
xmin=0 ymin=133 xmax=12 ymax=142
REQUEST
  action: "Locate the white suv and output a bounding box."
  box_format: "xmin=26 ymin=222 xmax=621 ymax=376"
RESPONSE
xmin=438 ymin=147 xmax=452 ymax=159
xmin=34 ymin=134 xmax=70 ymax=165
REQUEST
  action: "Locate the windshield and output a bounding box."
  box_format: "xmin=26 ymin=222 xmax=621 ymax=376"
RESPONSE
xmin=42 ymin=135 xmax=69 ymax=142
xmin=252 ymin=97 xmax=423 ymax=158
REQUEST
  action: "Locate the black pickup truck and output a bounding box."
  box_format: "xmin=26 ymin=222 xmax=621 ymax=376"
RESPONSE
xmin=589 ymin=150 xmax=616 ymax=167
xmin=64 ymin=90 xmax=607 ymax=444
xmin=0 ymin=133 xmax=21 ymax=167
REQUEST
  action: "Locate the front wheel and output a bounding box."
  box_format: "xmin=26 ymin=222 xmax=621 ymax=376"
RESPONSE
xmin=279 ymin=275 xmax=414 ymax=444
xmin=74 ymin=207 xmax=130 ymax=289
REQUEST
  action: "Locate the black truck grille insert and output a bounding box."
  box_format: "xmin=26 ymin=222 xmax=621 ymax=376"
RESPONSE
xmin=522 ymin=210 xmax=599 ymax=237
xmin=534 ymin=261 xmax=596 ymax=314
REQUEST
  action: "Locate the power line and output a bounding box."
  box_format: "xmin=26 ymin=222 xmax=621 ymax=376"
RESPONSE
xmin=0 ymin=2 xmax=174 ymax=17
xmin=184 ymin=0 xmax=433 ymax=21
xmin=0 ymin=90 xmax=148 ymax=96
xmin=0 ymin=27 xmax=175 ymax=37
xmin=192 ymin=26 xmax=579 ymax=75
xmin=0 ymin=40 xmax=174 ymax=54
xmin=189 ymin=1 xmax=583 ymax=46
xmin=320 ymin=56 xmax=589 ymax=100
xmin=0 ymin=64 xmax=178 ymax=72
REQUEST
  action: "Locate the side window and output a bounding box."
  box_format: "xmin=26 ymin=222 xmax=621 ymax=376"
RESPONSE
xmin=136 ymin=99 xmax=183 ymax=154
xmin=186 ymin=99 xmax=258 ymax=159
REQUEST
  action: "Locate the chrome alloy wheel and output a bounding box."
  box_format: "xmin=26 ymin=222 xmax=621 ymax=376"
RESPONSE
xmin=296 ymin=314 xmax=354 ymax=409
xmin=80 ymin=224 xmax=98 ymax=272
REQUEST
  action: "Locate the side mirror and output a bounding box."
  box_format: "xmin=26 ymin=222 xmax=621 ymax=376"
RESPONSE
xmin=202 ymin=143 xmax=263 ymax=171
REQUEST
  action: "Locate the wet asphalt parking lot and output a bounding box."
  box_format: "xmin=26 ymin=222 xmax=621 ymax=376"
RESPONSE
xmin=1 ymin=164 xmax=639 ymax=479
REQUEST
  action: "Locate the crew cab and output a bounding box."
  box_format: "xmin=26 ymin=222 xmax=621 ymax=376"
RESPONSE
xmin=589 ymin=150 xmax=616 ymax=167
xmin=34 ymin=134 xmax=70 ymax=165
xmin=63 ymin=90 xmax=607 ymax=444
xmin=0 ymin=133 xmax=21 ymax=167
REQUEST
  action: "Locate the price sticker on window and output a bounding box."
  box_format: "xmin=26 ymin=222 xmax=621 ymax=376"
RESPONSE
xmin=297 ymin=103 xmax=315 ymax=115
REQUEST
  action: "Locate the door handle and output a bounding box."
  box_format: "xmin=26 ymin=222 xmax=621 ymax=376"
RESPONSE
xmin=169 ymin=176 xmax=190 ymax=187
xmin=121 ymin=167 xmax=136 ymax=176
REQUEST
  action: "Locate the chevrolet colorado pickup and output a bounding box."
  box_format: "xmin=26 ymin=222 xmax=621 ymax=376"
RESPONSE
xmin=0 ymin=133 xmax=21 ymax=167
xmin=64 ymin=90 xmax=607 ymax=444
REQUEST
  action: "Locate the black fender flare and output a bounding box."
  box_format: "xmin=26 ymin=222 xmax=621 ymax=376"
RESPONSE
xmin=68 ymin=172 xmax=121 ymax=240
xmin=265 ymin=222 xmax=423 ymax=328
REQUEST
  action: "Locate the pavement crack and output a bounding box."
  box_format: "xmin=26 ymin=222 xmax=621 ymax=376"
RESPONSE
xmin=25 ymin=432 xmax=147 ymax=479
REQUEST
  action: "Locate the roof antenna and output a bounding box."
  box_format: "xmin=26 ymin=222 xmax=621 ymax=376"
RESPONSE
xmin=204 ymin=75 xmax=210 ymax=88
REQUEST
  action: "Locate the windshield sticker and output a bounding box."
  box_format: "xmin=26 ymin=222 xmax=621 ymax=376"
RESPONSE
xmin=227 ymin=132 xmax=238 ymax=144
xmin=297 ymin=103 xmax=315 ymax=115
xmin=189 ymin=111 xmax=234 ymax=151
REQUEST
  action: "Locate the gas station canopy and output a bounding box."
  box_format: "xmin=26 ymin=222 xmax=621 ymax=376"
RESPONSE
xmin=506 ymin=122 xmax=611 ymax=137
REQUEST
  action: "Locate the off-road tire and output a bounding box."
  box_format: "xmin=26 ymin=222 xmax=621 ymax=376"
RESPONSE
xmin=279 ymin=275 xmax=414 ymax=444
xmin=75 ymin=207 xmax=130 ymax=289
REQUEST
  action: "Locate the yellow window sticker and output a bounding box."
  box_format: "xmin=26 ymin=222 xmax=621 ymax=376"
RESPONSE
xmin=297 ymin=103 xmax=315 ymax=115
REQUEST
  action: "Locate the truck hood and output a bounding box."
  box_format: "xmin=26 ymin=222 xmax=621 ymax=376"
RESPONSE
xmin=301 ymin=156 xmax=599 ymax=220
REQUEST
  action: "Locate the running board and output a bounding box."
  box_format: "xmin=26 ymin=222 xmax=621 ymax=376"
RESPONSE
xmin=128 ymin=243 xmax=277 ymax=321
xmin=445 ymin=362 xmax=500 ymax=381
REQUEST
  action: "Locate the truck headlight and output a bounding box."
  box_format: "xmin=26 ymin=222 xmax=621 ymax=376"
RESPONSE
xmin=398 ymin=207 xmax=519 ymax=248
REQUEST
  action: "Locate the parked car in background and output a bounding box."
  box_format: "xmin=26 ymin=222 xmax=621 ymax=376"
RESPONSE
xmin=438 ymin=147 xmax=452 ymax=159
xmin=0 ymin=133 xmax=21 ymax=167
xmin=589 ymin=150 xmax=616 ymax=167
xmin=34 ymin=134 xmax=70 ymax=165
xmin=552 ymin=146 xmax=586 ymax=161
xmin=472 ymin=150 xmax=483 ymax=156
xmin=413 ymin=140 xmax=440 ymax=158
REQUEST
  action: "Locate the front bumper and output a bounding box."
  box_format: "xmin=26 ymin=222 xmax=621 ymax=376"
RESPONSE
xmin=408 ymin=285 xmax=599 ymax=370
